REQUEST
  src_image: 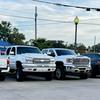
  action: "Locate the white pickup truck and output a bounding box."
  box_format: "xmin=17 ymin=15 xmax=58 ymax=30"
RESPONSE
xmin=6 ymin=45 xmax=55 ymax=81
xmin=0 ymin=47 xmax=10 ymax=81
xmin=42 ymin=48 xmax=91 ymax=79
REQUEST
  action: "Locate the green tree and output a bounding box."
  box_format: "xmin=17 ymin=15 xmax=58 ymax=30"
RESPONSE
xmin=33 ymin=38 xmax=47 ymax=49
xmin=47 ymin=40 xmax=65 ymax=48
xmin=92 ymin=43 xmax=100 ymax=53
xmin=67 ymin=43 xmax=86 ymax=54
xmin=26 ymin=38 xmax=66 ymax=50
xmin=8 ymin=28 xmax=25 ymax=45
xmin=0 ymin=21 xmax=11 ymax=40
xmin=0 ymin=21 xmax=25 ymax=45
xmin=77 ymin=43 xmax=86 ymax=54
xmin=67 ymin=44 xmax=75 ymax=50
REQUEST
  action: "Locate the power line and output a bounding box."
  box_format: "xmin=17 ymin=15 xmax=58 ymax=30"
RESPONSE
xmin=38 ymin=18 xmax=71 ymax=23
xmin=0 ymin=13 xmax=71 ymax=23
xmin=80 ymin=23 xmax=100 ymax=26
xmin=0 ymin=9 xmax=100 ymax=22
xmin=81 ymin=17 xmax=100 ymax=21
xmin=0 ymin=13 xmax=100 ymax=26
xmin=15 ymin=22 xmax=100 ymax=27
xmin=32 ymin=0 xmax=100 ymax=11
xmin=0 ymin=6 xmax=100 ymax=21
xmin=0 ymin=13 xmax=34 ymax=19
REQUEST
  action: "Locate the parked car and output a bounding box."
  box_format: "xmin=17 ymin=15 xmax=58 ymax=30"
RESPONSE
xmin=82 ymin=53 xmax=100 ymax=77
xmin=0 ymin=47 xmax=10 ymax=81
xmin=42 ymin=48 xmax=91 ymax=79
xmin=5 ymin=45 xmax=56 ymax=81
xmin=0 ymin=47 xmax=6 ymax=55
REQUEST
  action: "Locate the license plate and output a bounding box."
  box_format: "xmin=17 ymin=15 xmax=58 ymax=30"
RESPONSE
xmin=38 ymin=65 xmax=49 ymax=67
xmin=79 ymin=68 xmax=86 ymax=70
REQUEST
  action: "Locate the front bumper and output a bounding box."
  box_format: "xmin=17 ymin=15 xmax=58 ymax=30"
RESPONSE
xmin=0 ymin=66 xmax=10 ymax=73
xmin=22 ymin=63 xmax=56 ymax=72
xmin=64 ymin=65 xmax=91 ymax=77
xmin=65 ymin=71 xmax=91 ymax=77
xmin=64 ymin=64 xmax=91 ymax=73
xmin=23 ymin=67 xmax=56 ymax=72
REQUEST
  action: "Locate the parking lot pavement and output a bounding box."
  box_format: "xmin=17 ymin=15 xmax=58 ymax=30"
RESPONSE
xmin=0 ymin=76 xmax=100 ymax=100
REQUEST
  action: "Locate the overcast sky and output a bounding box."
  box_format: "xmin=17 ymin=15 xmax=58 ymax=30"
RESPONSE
xmin=0 ymin=0 xmax=100 ymax=47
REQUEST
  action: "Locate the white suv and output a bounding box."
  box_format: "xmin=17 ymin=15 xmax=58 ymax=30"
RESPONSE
xmin=42 ymin=48 xmax=91 ymax=79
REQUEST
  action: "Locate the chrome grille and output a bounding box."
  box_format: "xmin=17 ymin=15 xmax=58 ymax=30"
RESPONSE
xmin=73 ymin=58 xmax=89 ymax=65
xmin=33 ymin=58 xmax=50 ymax=64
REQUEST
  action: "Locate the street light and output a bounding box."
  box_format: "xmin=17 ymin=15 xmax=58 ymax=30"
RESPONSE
xmin=74 ymin=16 xmax=79 ymax=53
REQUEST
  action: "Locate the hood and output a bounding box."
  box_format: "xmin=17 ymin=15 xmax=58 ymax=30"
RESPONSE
xmin=57 ymin=55 xmax=90 ymax=59
xmin=20 ymin=53 xmax=53 ymax=59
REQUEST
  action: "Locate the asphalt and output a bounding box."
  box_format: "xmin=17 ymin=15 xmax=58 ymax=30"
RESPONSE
xmin=0 ymin=76 xmax=100 ymax=100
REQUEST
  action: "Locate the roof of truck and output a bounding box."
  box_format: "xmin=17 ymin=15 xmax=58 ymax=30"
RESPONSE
xmin=6 ymin=45 xmax=37 ymax=48
xmin=42 ymin=48 xmax=74 ymax=51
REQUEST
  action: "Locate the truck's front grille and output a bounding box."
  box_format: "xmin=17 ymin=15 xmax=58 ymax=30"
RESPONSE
xmin=73 ymin=58 xmax=89 ymax=66
xmin=33 ymin=58 xmax=50 ymax=64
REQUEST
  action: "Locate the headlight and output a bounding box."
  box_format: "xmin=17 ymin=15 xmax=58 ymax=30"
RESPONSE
xmin=26 ymin=57 xmax=33 ymax=64
xmin=66 ymin=58 xmax=73 ymax=63
xmin=50 ymin=58 xmax=55 ymax=64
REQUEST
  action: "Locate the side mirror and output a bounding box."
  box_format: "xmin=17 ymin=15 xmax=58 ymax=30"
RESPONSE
xmin=47 ymin=52 xmax=55 ymax=57
xmin=10 ymin=51 xmax=15 ymax=55
xmin=47 ymin=52 xmax=52 ymax=55
xmin=77 ymin=53 xmax=80 ymax=56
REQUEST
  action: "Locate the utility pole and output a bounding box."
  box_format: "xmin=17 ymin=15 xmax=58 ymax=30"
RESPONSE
xmin=35 ymin=6 xmax=37 ymax=40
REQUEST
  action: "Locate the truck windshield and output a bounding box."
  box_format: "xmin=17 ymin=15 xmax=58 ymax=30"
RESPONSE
xmin=56 ymin=49 xmax=76 ymax=56
xmin=17 ymin=47 xmax=41 ymax=54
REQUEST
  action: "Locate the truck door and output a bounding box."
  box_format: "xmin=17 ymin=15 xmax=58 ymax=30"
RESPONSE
xmin=9 ymin=47 xmax=16 ymax=69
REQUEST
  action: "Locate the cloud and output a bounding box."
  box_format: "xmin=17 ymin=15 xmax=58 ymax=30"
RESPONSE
xmin=0 ymin=0 xmax=100 ymax=47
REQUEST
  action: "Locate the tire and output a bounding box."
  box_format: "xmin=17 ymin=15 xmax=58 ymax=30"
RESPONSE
xmin=55 ymin=67 xmax=65 ymax=80
xmin=0 ymin=75 xmax=5 ymax=81
xmin=45 ymin=73 xmax=53 ymax=81
xmin=16 ymin=67 xmax=24 ymax=82
xmin=80 ymin=73 xmax=88 ymax=79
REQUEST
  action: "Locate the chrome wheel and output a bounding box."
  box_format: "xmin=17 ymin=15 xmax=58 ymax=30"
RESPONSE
xmin=55 ymin=68 xmax=62 ymax=79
